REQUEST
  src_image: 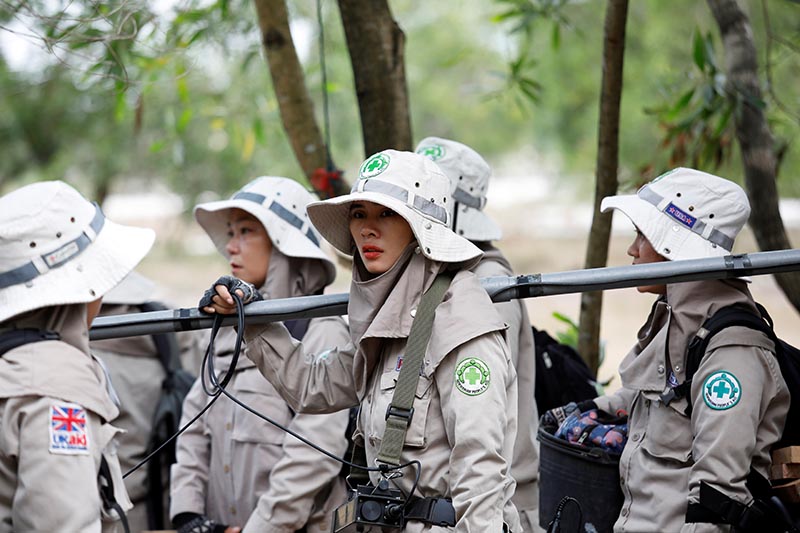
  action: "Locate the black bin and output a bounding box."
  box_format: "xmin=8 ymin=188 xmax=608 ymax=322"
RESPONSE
xmin=538 ymin=424 xmax=623 ymax=532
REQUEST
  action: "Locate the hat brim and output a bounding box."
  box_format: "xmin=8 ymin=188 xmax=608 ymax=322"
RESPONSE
xmin=102 ymin=270 xmax=156 ymax=305
xmin=0 ymin=219 xmax=155 ymax=322
xmin=601 ymin=194 xmax=730 ymax=261
xmin=307 ymin=191 xmax=482 ymax=264
xmin=454 ymin=204 xmax=503 ymax=242
xmin=194 ymin=198 xmax=336 ymax=283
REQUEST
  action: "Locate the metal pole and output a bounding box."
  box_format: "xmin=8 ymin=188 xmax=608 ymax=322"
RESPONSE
xmin=89 ymin=249 xmax=800 ymax=340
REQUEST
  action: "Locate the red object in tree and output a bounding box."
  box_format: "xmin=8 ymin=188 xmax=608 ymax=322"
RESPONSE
xmin=311 ymin=167 xmax=343 ymax=199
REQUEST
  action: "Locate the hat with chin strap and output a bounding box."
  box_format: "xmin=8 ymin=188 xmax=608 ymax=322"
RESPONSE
xmin=601 ymin=168 xmax=750 ymax=261
xmin=415 ymin=137 xmax=502 ymax=242
xmin=0 ymin=181 xmax=155 ymax=322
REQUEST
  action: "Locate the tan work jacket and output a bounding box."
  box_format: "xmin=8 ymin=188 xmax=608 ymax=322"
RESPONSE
xmin=244 ymin=248 xmax=521 ymax=533
xmin=473 ymin=244 xmax=540 ymax=532
xmin=0 ymin=304 xmax=131 ymax=533
xmin=594 ymin=280 xmax=790 ymax=533
xmin=92 ymin=303 xmax=175 ymax=532
xmin=170 ymin=319 xmax=351 ymax=532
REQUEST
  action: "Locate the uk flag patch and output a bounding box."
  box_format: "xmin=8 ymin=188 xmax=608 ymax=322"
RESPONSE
xmin=49 ymin=402 xmax=90 ymax=455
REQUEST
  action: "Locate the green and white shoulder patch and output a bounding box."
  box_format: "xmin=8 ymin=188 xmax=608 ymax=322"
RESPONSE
xmin=455 ymin=357 xmax=491 ymax=396
xmin=702 ymin=371 xmax=741 ymax=410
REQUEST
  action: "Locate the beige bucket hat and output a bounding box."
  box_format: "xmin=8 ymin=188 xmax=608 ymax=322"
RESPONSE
xmin=415 ymin=136 xmax=502 ymax=242
xmin=601 ymin=167 xmax=750 ymax=261
xmin=0 ymin=181 xmax=155 ymax=322
xmin=194 ymin=176 xmax=336 ymax=283
xmin=306 ymin=150 xmax=482 ymax=263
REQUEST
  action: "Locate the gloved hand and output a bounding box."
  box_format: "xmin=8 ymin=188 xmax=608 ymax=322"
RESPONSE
xmin=198 ymin=275 xmax=262 ymax=315
xmin=173 ymin=512 xmax=231 ymax=533
xmin=541 ymin=400 xmax=598 ymax=429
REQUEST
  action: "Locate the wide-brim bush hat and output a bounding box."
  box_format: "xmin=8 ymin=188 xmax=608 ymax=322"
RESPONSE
xmin=0 ymin=181 xmax=155 ymax=322
xmin=601 ymin=168 xmax=750 ymax=261
xmin=194 ymin=176 xmax=336 ymax=283
xmin=306 ymin=149 xmax=483 ymax=263
xmin=103 ymin=270 xmax=156 ymax=306
xmin=415 ymin=136 xmax=502 ymax=242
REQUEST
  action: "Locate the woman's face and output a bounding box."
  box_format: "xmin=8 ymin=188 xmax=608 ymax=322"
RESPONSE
xmin=627 ymin=229 xmax=667 ymax=294
xmin=349 ymin=201 xmax=416 ymax=275
xmin=225 ymin=208 xmax=272 ymax=287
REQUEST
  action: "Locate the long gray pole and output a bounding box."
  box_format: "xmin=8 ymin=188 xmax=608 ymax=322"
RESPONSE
xmin=89 ymin=249 xmax=800 ymax=340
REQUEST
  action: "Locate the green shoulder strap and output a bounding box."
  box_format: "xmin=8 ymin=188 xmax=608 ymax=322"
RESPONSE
xmin=377 ymin=271 xmax=454 ymax=466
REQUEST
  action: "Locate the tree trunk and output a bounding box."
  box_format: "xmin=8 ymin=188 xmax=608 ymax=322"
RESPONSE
xmin=577 ymin=0 xmax=629 ymax=373
xmin=707 ymin=0 xmax=800 ymax=313
xmin=253 ymin=0 xmax=348 ymax=198
xmin=336 ymin=0 xmax=412 ymax=155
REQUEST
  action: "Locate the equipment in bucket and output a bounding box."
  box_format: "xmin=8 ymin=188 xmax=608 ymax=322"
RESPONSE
xmin=538 ymin=406 xmax=627 ymax=533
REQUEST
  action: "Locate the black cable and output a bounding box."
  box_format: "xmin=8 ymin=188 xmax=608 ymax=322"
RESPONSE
xmin=202 ymin=293 xmax=418 ymax=477
xmin=122 ymin=314 xmax=227 ymax=479
xmin=125 ymin=292 xmax=421 ymax=483
xmin=547 ymin=496 xmax=584 ymax=533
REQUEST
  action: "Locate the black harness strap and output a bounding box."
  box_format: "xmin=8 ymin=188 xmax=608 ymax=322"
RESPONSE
xmin=98 ymin=455 xmax=131 ymax=533
xmin=0 ymin=329 xmax=60 ymax=357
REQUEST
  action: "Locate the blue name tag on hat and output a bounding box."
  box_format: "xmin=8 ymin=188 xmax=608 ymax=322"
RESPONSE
xmin=665 ymin=202 xmax=696 ymax=228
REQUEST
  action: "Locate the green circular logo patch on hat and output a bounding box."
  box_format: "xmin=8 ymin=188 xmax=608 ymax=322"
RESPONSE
xmin=702 ymin=371 xmax=741 ymax=410
xmin=416 ymin=144 xmax=445 ymax=161
xmin=455 ymin=357 xmax=491 ymax=396
xmin=360 ymin=153 xmax=390 ymax=178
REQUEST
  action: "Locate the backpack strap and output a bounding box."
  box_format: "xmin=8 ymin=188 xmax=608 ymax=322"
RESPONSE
xmin=377 ymin=271 xmax=454 ymax=466
xmin=661 ymin=305 xmax=774 ymax=416
xmin=0 ymin=329 xmax=60 ymax=357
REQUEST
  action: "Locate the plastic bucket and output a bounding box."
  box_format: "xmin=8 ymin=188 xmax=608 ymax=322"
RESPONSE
xmin=538 ymin=424 xmax=623 ymax=532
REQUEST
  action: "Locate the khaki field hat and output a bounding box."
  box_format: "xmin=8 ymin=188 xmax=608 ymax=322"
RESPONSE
xmin=415 ymin=136 xmax=502 ymax=242
xmin=102 ymin=270 xmax=156 ymax=305
xmin=0 ymin=181 xmax=155 ymax=322
xmin=194 ymin=176 xmax=336 ymax=283
xmin=307 ymin=150 xmax=483 ymax=263
xmin=601 ymin=168 xmax=750 ymax=261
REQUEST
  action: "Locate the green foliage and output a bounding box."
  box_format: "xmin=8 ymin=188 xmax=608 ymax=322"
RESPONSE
xmin=645 ymin=30 xmax=737 ymax=172
xmin=550 ymin=311 xmax=608 ymax=392
xmin=2 ymin=0 xmax=799 ymax=203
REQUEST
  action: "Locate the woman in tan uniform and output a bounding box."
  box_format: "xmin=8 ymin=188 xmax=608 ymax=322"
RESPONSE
xmin=416 ymin=137 xmax=541 ymax=533
xmin=170 ymin=177 xmax=351 ymax=533
xmin=557 ymin=168 xmax=790 ymax=532
xmin=203 ymin=151 xmax=520 ymax=532
xmin=0 ymin=181 xmax=154 ymax=532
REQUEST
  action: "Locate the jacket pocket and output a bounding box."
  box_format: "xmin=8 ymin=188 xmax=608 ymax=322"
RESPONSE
xmin=639 ymin=399 xmax=693 ymax=464
xmin=232 ymin=389 xmax=293 ymax=444
xmin=372 ymin=371 xmax=434 ymax=448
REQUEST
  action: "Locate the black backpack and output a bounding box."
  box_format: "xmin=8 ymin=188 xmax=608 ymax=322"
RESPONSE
xmin=676 ymin=302 xmax=799 ymax=449
xmin=675 ymin=302 xmax=800 ymax=531
xmin=533 ymin=326 xmax=599 ymax=414
xmin=138 ymin=302 xmax=196 ymax=530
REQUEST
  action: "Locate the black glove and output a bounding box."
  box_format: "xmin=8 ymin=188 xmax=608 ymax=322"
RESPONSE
xmin=198 ymin=275 xmax=263 ymax=310
xmin=173 ymin=512 xmax=228 ymax=533
xmin=542 ymin=400 xmax=598 ymax=428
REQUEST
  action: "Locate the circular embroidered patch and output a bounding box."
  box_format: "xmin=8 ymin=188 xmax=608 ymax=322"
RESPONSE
xmin=702 ymin=371 xmax=741 ymax=410
xmin=359 ymin=153 xmax=390 ymax=178
xmin=455 ymin=357 xmax=491 ymax=396
xmin=416 ymin=144 xmax=445 ymax=161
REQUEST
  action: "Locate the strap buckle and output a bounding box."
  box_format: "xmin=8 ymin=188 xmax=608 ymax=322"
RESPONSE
xmin=385 ymin=404 xmax=414 ymax=423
